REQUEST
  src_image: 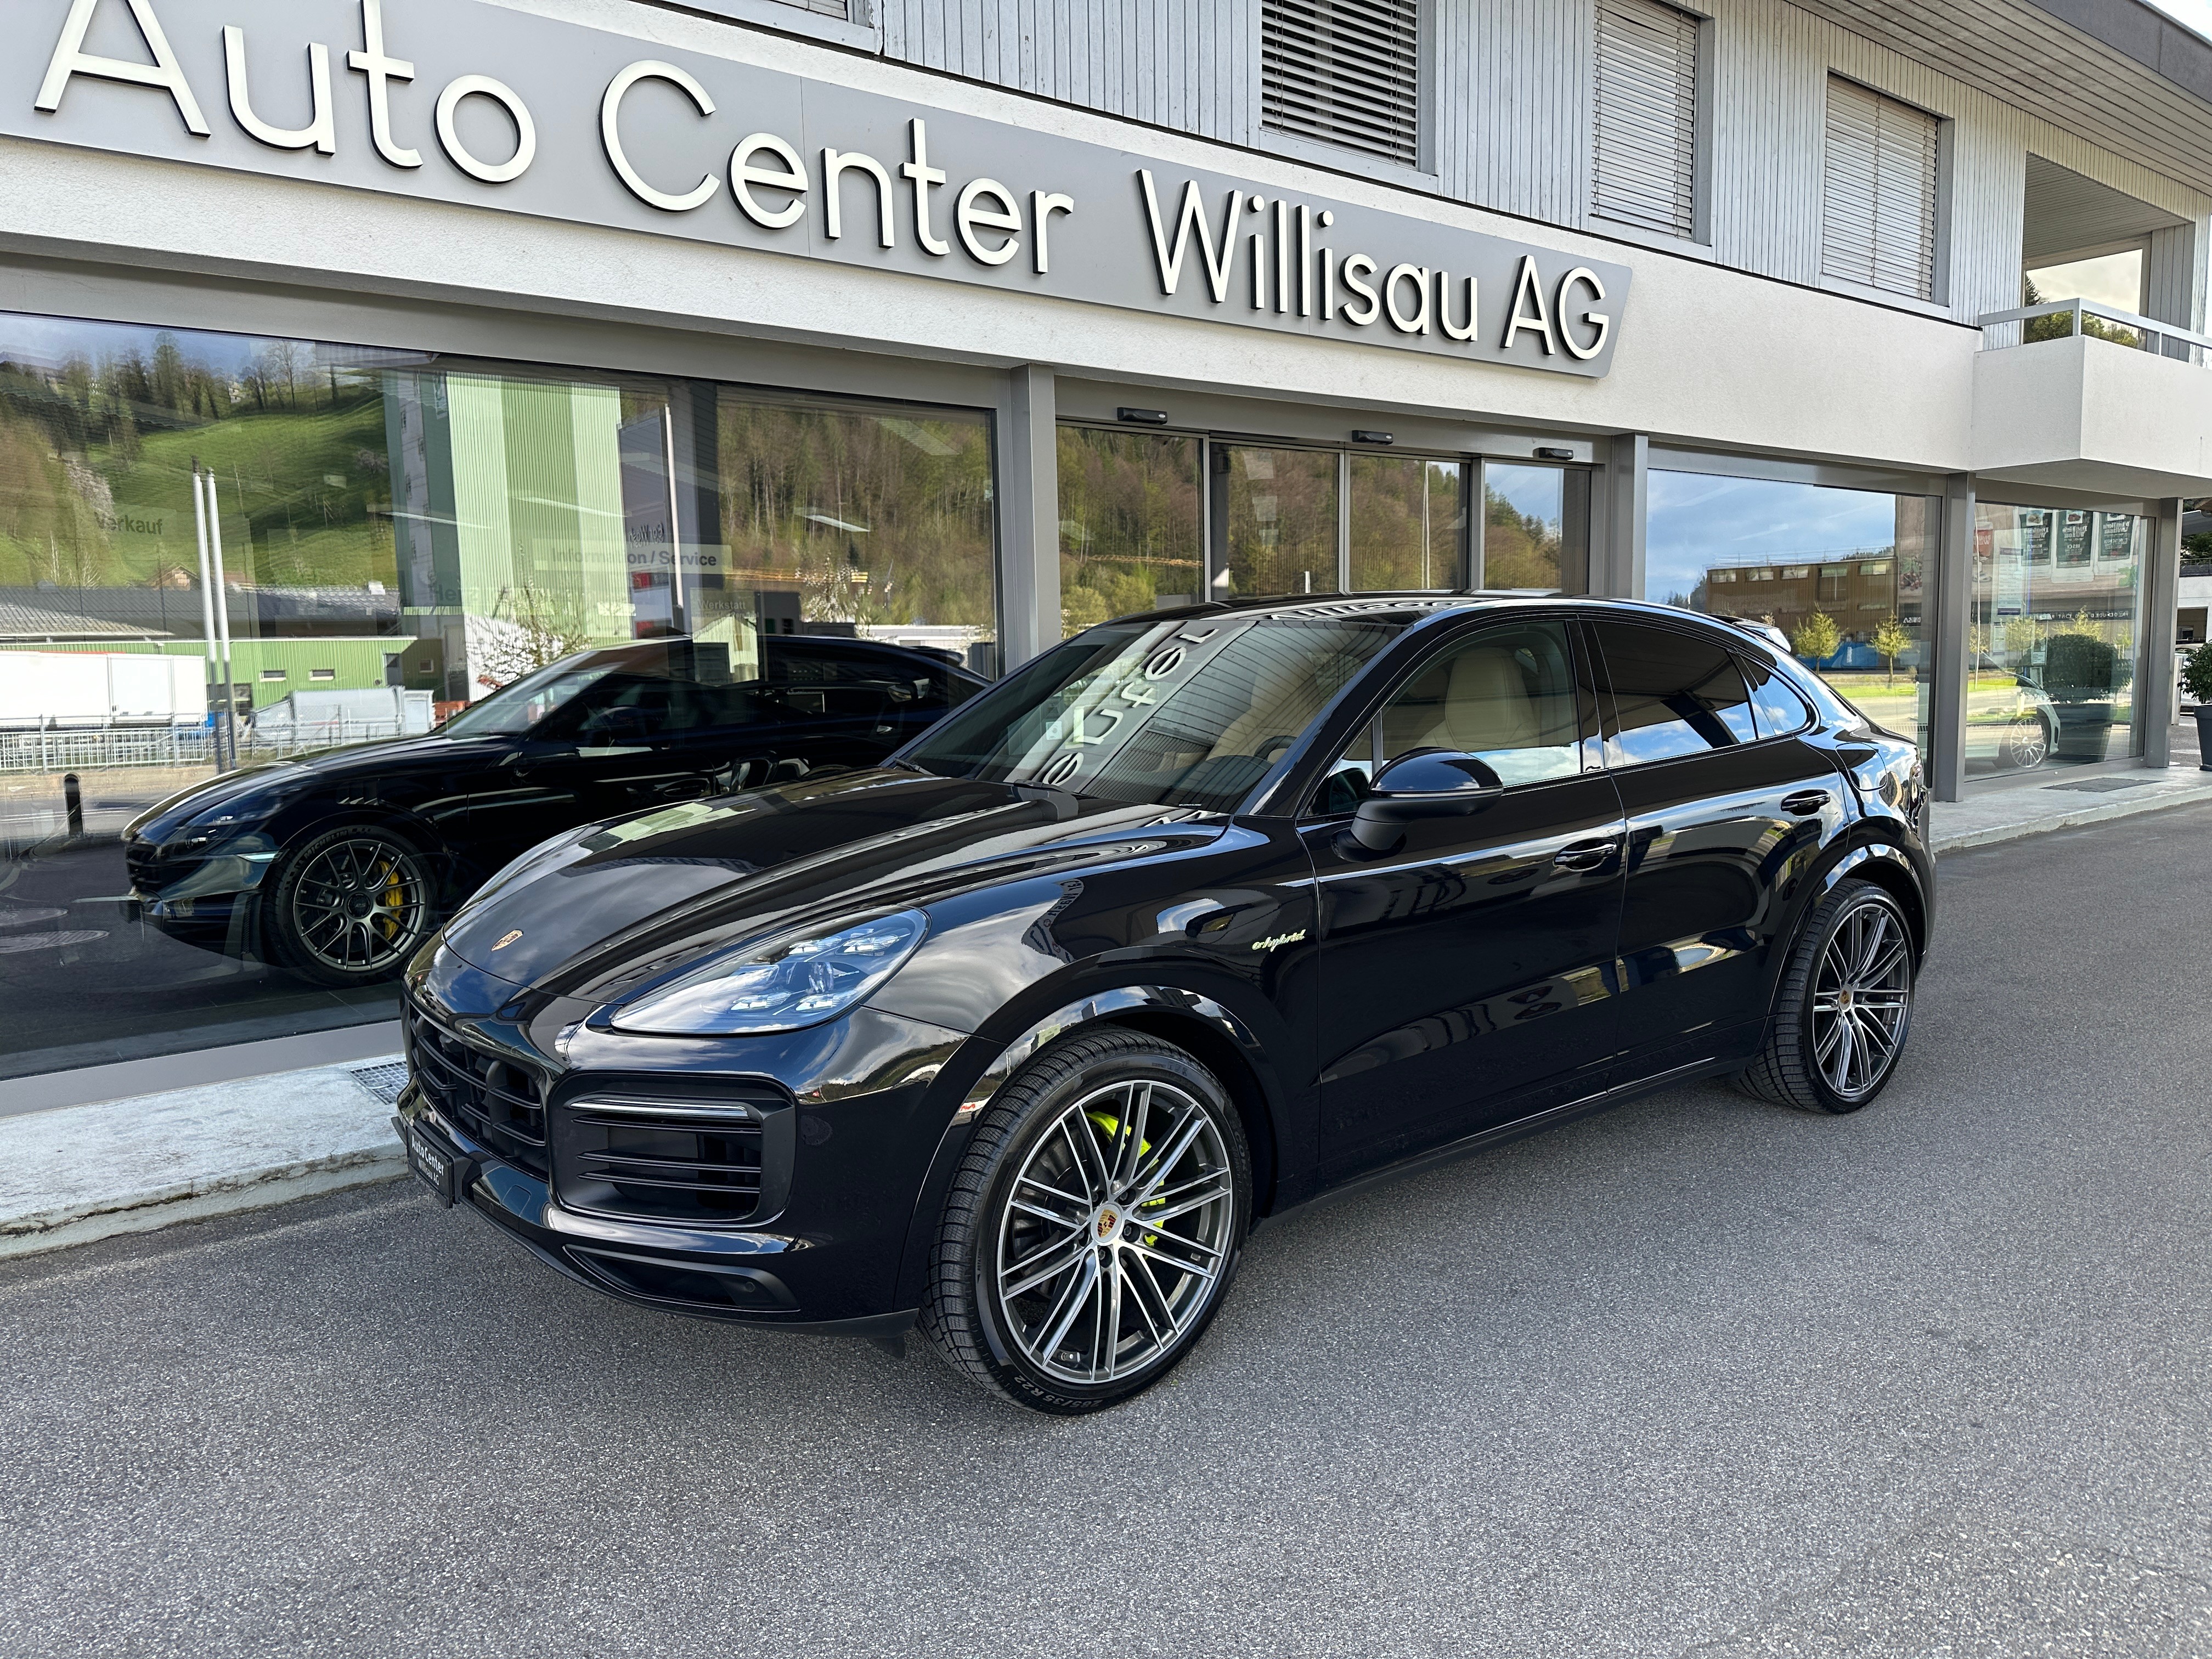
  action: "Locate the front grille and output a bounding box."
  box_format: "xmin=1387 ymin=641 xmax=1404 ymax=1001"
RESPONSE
xmin=404 ymin=1001 xmax=550 ymax=1177
xmin=558 ymin=1099 xmax=771 ymax=1226
xmin=125 ymin=839 xmax=199 ymax=893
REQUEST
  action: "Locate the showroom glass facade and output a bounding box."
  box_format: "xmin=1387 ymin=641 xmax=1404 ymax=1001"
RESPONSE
xmin=0 ymin=308 xmax=998 ymax=1075
xmin=1649 ymin=471 xmax=1938 ymax=755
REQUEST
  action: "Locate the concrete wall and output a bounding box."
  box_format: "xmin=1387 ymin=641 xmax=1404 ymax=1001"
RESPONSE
xmin=1971 ymin=331 xmax=2212 ymax=496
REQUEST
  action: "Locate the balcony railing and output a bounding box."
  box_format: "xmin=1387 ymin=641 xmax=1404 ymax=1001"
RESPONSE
xmin=1979 ymin=298 xmax=2212 ymax=364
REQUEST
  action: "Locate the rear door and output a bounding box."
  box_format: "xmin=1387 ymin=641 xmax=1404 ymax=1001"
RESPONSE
xmin=1586 ymin=617 xmax=1851 ymax=1079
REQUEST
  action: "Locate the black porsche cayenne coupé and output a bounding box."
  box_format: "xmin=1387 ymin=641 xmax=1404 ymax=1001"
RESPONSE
xmin=394 ymin=595 xmax=1930 ymax=1413
xmin=121 ymin=635 xmax=983 ymax=985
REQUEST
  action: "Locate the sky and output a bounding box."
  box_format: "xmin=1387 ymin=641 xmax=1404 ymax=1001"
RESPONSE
xmin=2146 ymin=0 xmax=2212 ymax=43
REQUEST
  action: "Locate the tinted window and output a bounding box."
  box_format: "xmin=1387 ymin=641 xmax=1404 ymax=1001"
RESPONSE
xmin=1593 ymin=622 xmax=1757 ymax=765
xmin=1378 ymin=620 xmax=1585 ymax=786
xmin=1741 ymin=656 xmax=1815 ymax=738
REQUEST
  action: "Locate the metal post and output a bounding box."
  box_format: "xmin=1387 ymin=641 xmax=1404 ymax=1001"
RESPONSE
xmin=64 ymin=772 xmax=82 ymax=840
xmin=2140 ymin=498 xmax=2183 ymax=768
xmin=1468 ymin=458 xmax=1486 ymax=588
xmin=1595 ymin=433 xmax=1648 ymax=599
xmin=994 ymin=366 xmax=1060 ymax=673
xmin=191 ymin=465 xmax=228 ymax=772
xmin=207 ymin=470 xmax=239 ymax=766
xmin=1928 ymin=475 xmax=1975 ymax=803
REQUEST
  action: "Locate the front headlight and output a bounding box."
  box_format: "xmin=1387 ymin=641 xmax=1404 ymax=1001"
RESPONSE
xmin=608 ymin=910 xmax=929 ymax=1036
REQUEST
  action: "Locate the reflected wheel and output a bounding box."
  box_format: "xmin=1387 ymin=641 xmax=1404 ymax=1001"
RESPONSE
xmin=267 ymin=823 xmax=437 ymax=986
xmin=2001 ymin=713 xmax=2051 ymax=770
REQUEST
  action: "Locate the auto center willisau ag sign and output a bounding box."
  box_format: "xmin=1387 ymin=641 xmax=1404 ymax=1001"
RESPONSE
xmin=15 ymin=0 xmax=1631 ymax=376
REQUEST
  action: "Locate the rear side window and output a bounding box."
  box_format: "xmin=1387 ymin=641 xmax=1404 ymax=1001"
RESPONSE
xmin=1740 ymin=656 xmax=1815 ymax=738
xmin=1591 ymin=620 xmax=1757 ymax=765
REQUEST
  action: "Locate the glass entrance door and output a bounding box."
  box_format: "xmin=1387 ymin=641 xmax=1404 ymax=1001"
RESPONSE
xmin=1209 ymin=443 xmax=1340 ymax=601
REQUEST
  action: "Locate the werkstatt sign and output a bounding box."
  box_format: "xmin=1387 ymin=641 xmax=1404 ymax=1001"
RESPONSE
xmin=10 ymin=0 xmax=1632 ymax=376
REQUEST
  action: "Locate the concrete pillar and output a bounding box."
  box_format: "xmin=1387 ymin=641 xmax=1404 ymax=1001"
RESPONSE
xmin=1928 ymin=475 xmax=1975 ymax=803
xmin=1594 ymin=432 xmax=1647 ymax=599
xmin=2141 ymin=498 xmax=2183 ymax=767
xmin=995 ymin=365 xmax=1060 ymax=672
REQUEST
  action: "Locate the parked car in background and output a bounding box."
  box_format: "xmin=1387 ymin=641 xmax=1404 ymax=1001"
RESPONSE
xmin=393 ymin=595 xmax=1931 ymax=1413
xmin=121 ymin=636 xmax=984 ymax=985
xmin=1963 ymin=661 xmax=2062 ymax=770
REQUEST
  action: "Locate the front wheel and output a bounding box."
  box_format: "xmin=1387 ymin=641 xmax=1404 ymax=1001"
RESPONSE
xmin=921 ymin=1029 xmax=1250 ymax=1414
xmin=264 ymin=823 xmax=439 ymax=987
xmin=2001 ymin=712 xmax=2051 ymax=770
xmin=1738 ymin=880 xmax=1916 ymax=1114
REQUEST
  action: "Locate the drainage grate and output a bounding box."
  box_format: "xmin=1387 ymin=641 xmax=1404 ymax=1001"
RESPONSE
xmin=351 ymin=1061 xmax=410 ymax=1104
xmin=2043 ymin=776 xmax=2159 ymax=794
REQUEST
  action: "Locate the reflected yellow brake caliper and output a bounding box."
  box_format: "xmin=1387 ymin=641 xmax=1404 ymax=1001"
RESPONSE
xmin=373 ymin=859 xmax=405 ymax=942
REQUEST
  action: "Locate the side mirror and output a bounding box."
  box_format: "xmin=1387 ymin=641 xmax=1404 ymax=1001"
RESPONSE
xmin=1343 ymin=749 xmax=1504 ymax=854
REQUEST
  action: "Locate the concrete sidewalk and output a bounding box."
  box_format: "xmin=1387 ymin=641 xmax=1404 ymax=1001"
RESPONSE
xmin=4 ymin=766 xmax=2208 ymax=1265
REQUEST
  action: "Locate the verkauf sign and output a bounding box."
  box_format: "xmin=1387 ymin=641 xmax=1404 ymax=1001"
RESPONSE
xmin=10 ymin=0 xmax=1633 ymax=376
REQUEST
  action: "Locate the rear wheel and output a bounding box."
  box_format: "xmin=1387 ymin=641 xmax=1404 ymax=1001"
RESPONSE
xmin=265 ymin=823 xmax=438 ymax=987
xmin=1738 ymin=880 xmax=1915 ymax=1114
xmin=2001 ymin=712 xmax=2051 ymax=770
xmin=921 ymin=1030 xmax=1250 ymax=1414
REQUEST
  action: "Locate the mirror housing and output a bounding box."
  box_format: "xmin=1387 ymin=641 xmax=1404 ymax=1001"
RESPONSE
xmin=1343 ymin=749 xmax=1504 ymax=853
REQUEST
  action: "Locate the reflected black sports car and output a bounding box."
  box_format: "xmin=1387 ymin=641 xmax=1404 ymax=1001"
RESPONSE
xmin=393 ymin=595 xmax=1932 ymax=1414
xmin=122 ymin=636 xmax=983 ymax=985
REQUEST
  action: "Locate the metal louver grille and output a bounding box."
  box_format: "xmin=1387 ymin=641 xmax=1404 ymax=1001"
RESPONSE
xmin=775 ymin=0 xmax=849 ymax=17
xmin=1262 ymin=0 xmax=1421 ymax=169
xmin=1593 ymin=0 xmax=1700 ymax=239
xmin=1822 ymin=77 xmax=1940 ymax=301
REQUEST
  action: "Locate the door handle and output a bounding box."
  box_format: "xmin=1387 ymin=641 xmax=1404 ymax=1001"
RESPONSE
xmin=1781 ymin=789 xmax=1832 ymax=816
xmin=1553 ymin=838 xmax=1619 ymax=872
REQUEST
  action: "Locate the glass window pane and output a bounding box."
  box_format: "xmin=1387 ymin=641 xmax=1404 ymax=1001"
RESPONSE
xmin=1482 ymin=464 xmax=1589 ymax=592
xmin=1742 ymin=658 xmax=1814 ymax=737
xmin=1647 ymin=471 xmax=1934 ymax=753
xmin=1969 ymin=503 xmax=2143 ymax=777
xmin=1592 ymin=620 xmax=1757 ymax=766
xmin=1214 ymin=445 xmax=1339 ymax=600
xmin=714 ymin=393 xmax=997 ymax=681
xmin=1379 ymin=620 xmax=1584 ymax=785
xmin=1056 ymin=425 xmax=1203 ymax=634
xmin=1349 ymin=455 xmax=1462 ymax=590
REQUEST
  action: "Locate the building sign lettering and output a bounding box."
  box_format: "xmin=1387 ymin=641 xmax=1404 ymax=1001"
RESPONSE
xmin=13 ymin=0 xmax=1630 ymax=376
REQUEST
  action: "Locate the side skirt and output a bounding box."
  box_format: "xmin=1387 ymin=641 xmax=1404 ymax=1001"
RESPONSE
xmin=1258 ymin=1051 xmax=1747 ymax=1229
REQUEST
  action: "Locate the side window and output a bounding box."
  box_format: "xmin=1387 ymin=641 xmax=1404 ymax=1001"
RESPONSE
xmin=1377 ymin=620 xmax=1585 ymax=787
xmin=1311 ymin=719 xmax=1378 ymax=817
xmin=1591 ymin=622 xmax=1758 ymax=765
xmin=1740 ymin=655 xmax=1815 ymax=738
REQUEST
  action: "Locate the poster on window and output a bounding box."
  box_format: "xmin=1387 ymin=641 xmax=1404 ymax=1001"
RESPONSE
xmin=2059 ymin=511 xmax=2093 ymax=567
xmin=2018 ymin=512 xmax=2051 ymax=567
xmin=2096 ymin=515 xmax=2135 ymax=565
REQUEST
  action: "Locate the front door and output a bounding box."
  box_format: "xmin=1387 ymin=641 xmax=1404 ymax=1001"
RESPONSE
xmin=1308 ymin=617 xmax=1626 ymax=1184
xmin=1586 ymin=618 xmax=1852 ymax=1077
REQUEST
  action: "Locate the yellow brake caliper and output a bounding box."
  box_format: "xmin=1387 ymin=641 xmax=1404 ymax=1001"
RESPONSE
xmin=1086 ymin=1110 xmax=1166 ymax=1245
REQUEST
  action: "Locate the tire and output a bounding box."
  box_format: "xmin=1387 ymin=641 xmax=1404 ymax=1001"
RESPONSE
xmin=2001 ymin=712 xmax=2051 ymax=770
xmin=264 ymin=823 xmax=439 ymax=988
xmin=921 ymin=1029 xmax=1251 ymax=1414
xmin=1737 ymin=879 xmax=1916 ymax=1115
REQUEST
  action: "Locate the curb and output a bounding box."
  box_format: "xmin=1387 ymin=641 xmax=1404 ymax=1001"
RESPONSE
xmin=1931 ymin=776 xmax=2212 ymax=854
xmin=0 ymin=1060 xmax=408 ymax=1266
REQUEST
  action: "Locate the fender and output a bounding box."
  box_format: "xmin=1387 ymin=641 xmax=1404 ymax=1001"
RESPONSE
xmin=886 ymin=975 xmax=1299 ymax=1318
xmin=1752 ymin=825 xmax=1932 ymax=1030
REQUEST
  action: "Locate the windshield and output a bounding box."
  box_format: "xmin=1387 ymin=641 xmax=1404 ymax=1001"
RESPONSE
xmin=436 ymin=655 xmax=625 ymax=737
xmin=902 ymin=613 xmax=1398 ymax=810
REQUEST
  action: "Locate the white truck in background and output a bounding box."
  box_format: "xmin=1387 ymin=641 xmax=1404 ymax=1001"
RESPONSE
xmin=0 ymin=652 xmax=207 ymax=730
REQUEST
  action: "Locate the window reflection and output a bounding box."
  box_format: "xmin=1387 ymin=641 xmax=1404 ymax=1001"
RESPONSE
xmin=1482 ymin=464 xmax=1588 ymax=592
xmin=1349 ymin=455 xmax=1462 ymax=590
xmin=1056 ymin=426 xmax=1203 ymax=632
xmin=1970 ymin=503 xmax=2145 ymax=775
xmin=1211 ymin=444 xmax=1339 ymax=599
xmin=1647 ymin=471 xmax=1934 ymax=753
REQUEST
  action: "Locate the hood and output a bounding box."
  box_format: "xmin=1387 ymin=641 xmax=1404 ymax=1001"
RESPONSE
xmin=128 ymin=734 xmax=508 ymax=842
xmin=436 ymin=768 xmax=1221 ymax=996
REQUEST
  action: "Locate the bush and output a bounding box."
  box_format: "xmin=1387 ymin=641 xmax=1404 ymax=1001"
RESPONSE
xmin=2044 ymin=631 xmax=2118 ymax=699
xmin=2183 ymin=642 xmax=2212 ymax=704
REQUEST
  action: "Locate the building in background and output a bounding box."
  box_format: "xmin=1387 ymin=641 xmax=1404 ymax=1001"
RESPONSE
xmin=4 ymin=0 xmax=2212 ymax=1076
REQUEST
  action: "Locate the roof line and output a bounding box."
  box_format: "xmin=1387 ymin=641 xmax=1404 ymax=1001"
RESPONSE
xmin=2021 ymin=0 xmax=2212 ymax=104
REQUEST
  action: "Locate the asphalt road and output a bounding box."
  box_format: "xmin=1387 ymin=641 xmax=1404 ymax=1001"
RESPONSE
xmin=4 ymin=804 xmax=2210 ymax=1658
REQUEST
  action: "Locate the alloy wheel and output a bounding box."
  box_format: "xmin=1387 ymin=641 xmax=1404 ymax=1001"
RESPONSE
xmin=288 ymin=836 xmax=431 ymax=974
xmin=992 ymin=1077 xmax=1237 ymax=1386
xmin=1809 ymin=902 xmax=1912 ymax=1102
xmin=2003 ymin=713 xmax=2050 ymax=769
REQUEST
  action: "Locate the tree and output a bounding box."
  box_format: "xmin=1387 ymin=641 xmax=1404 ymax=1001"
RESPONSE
xmin=1791 ymin=610 xmax=1842 ymax=665
xmin=1869 ymin=616 xmax=1912 ymax=687
xmin=474 ymin=585 xmax=590 ymax=690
